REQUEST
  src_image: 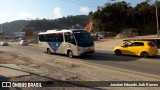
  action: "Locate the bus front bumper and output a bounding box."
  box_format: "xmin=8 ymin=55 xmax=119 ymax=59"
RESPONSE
xmin=79 ymin=50 xmax=95 ymax=56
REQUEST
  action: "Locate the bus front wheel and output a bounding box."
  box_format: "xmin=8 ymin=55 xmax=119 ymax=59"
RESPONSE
xmin=67 ymin=50 xmax=73 ymax=58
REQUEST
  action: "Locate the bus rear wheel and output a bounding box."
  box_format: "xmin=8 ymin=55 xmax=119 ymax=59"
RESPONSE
xmin=47 ymin=48 xmax=51 ymax=55
xmin=68 ymin=50 xmax=73 ymax=58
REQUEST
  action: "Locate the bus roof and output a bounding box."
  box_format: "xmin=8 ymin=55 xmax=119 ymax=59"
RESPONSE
xmin=38 ymin=29 xmax=86 ymax=34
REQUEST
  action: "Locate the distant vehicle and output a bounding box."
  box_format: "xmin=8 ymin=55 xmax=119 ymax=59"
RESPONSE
xmin=95 ymin=32 xmax=104 ymax=39
xmin=113 ymin=41 xmax=158 ymax=58
xmin=90 ymin=32 xmax=104 ymax=40
xmin=10 ymin=39 xmax=15 ymax=42
xmin=38 ymin=29 xmax=95 ymax=57
xmin=0 ymin=41 xmax=9 ymax=46
xmin=19 ymin=40 xmax=28 ymax=46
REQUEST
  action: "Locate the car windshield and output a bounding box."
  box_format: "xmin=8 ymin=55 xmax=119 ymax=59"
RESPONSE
xmin=123 ymin=41 xmax=132 ymax=46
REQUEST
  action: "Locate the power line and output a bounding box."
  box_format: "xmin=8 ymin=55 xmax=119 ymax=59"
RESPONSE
xmin=61 ymin=0 xmax=98 ymax=7
xmin=73 ymin=0 xmax=106 ymax=5
xmin=60 ymin=0 xmax=110 ymax=8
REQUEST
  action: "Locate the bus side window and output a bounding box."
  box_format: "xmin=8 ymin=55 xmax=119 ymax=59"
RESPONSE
xmin=64 ymin=32 xmax=76 ymax=45
xmin=58 ymin=33 xmax=63 ymax=42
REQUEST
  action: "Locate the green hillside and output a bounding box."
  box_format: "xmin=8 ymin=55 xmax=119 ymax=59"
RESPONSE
xmin=0 ymin=15 xmax=89 ymax=36
xmin=89 ymin=1 xmax=160 ymax=35
xmin=0 ymin=20 xmax=27 ymax=35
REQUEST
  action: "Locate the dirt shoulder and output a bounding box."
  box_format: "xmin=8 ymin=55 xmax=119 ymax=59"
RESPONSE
xmin=94 ymin=38 xmax=123 ymax=51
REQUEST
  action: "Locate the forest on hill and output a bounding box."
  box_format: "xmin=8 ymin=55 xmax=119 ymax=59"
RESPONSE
xmin=22 ymin=15 xmax=89 ymax=34
xmin=0 ymin=15 xmax=89 ymax=35
xmin=0 ymin=20 xmax=27 ymax=35
xmin=89 ymin=1 xmax=160 ymax=35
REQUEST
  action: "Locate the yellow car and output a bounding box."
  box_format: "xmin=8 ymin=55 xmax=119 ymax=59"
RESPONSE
xmin=113 ymin=41 xmax=158 ymax=57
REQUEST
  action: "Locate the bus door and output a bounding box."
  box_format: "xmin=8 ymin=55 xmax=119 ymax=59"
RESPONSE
xmin=63 ymin=32 xmax=77 ymax=54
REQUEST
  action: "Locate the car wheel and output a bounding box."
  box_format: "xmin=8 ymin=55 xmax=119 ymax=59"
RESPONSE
xmin=140 ymin=51 xmax=149 ymax=58
xmin=115 ymin=50 xmax=121 ymax=55
xmin=68 ymin=50 xmax=73 ymax=58
xmin=47 ymin=48 xmax=51 ymax=55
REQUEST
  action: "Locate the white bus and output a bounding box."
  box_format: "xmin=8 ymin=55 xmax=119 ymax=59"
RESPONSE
xmin=38 ymin=29 xmax=95 ymax=57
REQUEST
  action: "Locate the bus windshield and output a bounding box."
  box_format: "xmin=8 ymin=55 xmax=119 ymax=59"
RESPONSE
xmin=73 ymin=30 xmax=94 ymax=47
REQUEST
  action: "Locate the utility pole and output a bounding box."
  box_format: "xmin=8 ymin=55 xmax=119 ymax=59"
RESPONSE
xmin=0 ymin=24 xmax=2 ymax=34
xmin=155 ymin=0 xmax=159 ymax=37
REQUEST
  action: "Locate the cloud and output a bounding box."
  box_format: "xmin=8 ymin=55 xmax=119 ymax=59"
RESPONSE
xmin=53 ymin=7 xmax=63 ymax=19
xmin=19 ymin=12 xmax=35 ymax=19
xmin=80 ymin=7 xmax=90 ymax=15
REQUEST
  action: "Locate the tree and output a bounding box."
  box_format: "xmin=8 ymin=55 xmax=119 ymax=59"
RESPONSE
xmin=90 ymin=1 xmax=130 ymax=32
xmin=89 ymin=1 xmax=160 ymax=35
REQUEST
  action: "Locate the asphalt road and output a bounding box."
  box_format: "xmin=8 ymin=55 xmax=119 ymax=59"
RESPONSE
xmin=79 ymin=51 xmax=160 ymax=78
xmin=2 ymin=43 xmax=160 ymax=79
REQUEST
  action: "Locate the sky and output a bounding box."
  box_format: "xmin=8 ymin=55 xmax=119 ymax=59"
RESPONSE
xmin=0 ymin=0 xmax=146 ymax=24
